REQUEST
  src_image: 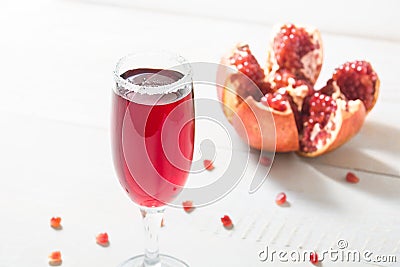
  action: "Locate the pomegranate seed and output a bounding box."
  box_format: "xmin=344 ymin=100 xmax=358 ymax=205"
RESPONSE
xmin=220 ymin=215 xmax=233 ymax=228
xmin=96 ymin=233 xmax=109 ymax=247
xmin=229 ymin=43 xmax=265 ymax=83
xmin=310 ymin=251 xmax=319 ymax=264
xmin=308 ymin=93 xmax=337 ymax=127
xmin=300 ymin=92 xmax=337 ymax=153
xmin=182 ymin=200 xmax=194 ymax=213
xmin=275 ymin=192 xmax=287 ymax=205
xmin=262 ymin=93 xmax=288 ymax=112
xmin=333 ymin=60 xmax=378 ymax=111
xmin=269 ymin=69 xmax=295 ymax=89
xmin=346 ymin=172 xmax=360 ymax=183
xmin=50 ymin=217 xmax=62 ymax=229
xmin=273 ymin=24 xmax=315 ymax=71
xmin=203 ymin=159 xmax=215 ymax=170
xmin=229 ymin=43 xmax=273 ymax=98
xmin=48 ymin=251 xmax=62 ymax=266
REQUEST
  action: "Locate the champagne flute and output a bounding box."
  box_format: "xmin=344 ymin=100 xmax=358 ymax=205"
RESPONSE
xmin=111 ymin=51 xmax=194 ymax=267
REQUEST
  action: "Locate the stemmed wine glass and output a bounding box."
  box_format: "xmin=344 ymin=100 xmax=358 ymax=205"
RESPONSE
xmin=111 ymin=51 xmax=194 ymax=267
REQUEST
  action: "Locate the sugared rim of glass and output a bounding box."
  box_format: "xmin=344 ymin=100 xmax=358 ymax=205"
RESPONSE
xmin=113 ymin=51 xmax=192 ymax=95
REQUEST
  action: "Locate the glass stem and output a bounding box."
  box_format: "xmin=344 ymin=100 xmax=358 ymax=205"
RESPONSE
xmin=140 ymin=207 xmax=165 ymax=267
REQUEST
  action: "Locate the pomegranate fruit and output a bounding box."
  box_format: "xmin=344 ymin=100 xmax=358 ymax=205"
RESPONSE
xmin=218 ymin=23 xmax=380 ymax=156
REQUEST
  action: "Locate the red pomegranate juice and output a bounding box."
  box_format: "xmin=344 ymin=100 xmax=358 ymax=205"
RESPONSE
xmin=112 ymin=68 xmax=194 ymax=207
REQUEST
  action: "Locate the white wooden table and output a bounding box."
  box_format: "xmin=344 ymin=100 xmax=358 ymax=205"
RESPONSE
xmin=1 ymin=0 xmax=399 ymax=266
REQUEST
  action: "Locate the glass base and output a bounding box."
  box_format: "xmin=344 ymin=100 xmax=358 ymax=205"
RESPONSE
xmin=118 ymin=254 xmax=189 ymax=267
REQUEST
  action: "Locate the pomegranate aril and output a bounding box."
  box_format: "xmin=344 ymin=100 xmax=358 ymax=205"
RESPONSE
xmin=310 ymin=251 xmax=319 ymax=264
xmin=262 ymin=93 xmax=287 ymax=112
xmin=333 ymin=60 xmax=378 ymax=111
xmin=229 ymin=43 xmax=265 ymax=83
xmin=270 ymin=99 xmax=288 ymax=112
xmin=182 ymin=200 xmax=194 ymax=213
xmin=269 ymin=69 xmax=295 ymax=89
xmin=346 ymin=172 xmax=360 ymax=183
xmin=275 ymin=192 xmax=287 ymax=205
xmin=300 ymin=92 xmax=337 ymax=152
xmin=308 ymin=93 xmax=336 ymax=127
xmin=220 ymin=215 xmax=233 ymax=228
xmin=203 ymin=159 xmax=215 ymax=170
xmin=48 ymin=251 xmax=62 ymax=266
xmin=50 ymin=217 xmax=62 ymax=229
xmin=96 ymin=233 xmax=109 ymax=246
xmin=273 ymin=24 xmax=315 ymax=71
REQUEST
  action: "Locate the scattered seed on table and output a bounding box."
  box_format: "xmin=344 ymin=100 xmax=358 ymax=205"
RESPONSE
xmin=50 ymin=217 xmax=62 ymax=229
xmin=203 ymin=159 xmax=215 ymax=170
xmin=221 ymin=215 xmax=233 ymax=229
xmin=346 ymin=172 xmax=360 ymax=183
xmin=96 ymin=233 xmax=110 ymax=247
xmin=182 ymin=200 xmax=194 ymax=213
xmin=275 ymin=192 xmax=287 ymax=205
xmin=48 ymin=251 xmax=62 ymax=266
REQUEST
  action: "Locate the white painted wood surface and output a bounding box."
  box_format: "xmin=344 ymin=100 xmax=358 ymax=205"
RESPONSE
xmin=0 ymin=0 xmax=399 ymax=266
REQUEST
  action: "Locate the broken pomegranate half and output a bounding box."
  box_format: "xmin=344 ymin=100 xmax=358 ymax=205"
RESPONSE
xmin=218 ymin=23 xmax=379 ymax=157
